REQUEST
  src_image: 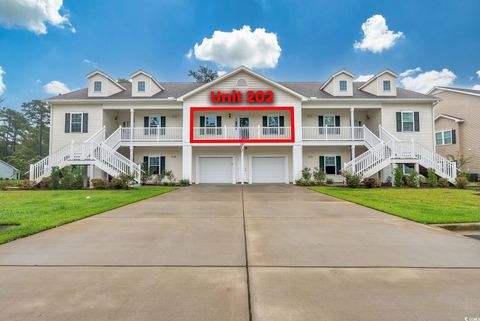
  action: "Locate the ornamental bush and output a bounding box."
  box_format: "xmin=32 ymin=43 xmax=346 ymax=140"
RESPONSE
xmin=312 ymin=167 xmax=326 ymax=185
xmin=406 ymin=170 xmax=420 ymax=188
xmin=344 ymin=172 xmax=362 ymax=188
xmin=301 ymin=167 xmax=312 ymax=181
xmin=362 ymin=176 xmax=380 ymax=188
xmin=438 ymin=178 xmax=450 ymax=188
xmin=455 ymin=176 xmax=468 ymax=189
xmin=393 ymin=167 xmax=404 ymax=187
xmin=426 ymin=168 xmax=438 ymax=187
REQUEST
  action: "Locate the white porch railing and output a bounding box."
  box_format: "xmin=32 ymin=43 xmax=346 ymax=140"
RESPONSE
xmin=302 ymin=126 xmax=364 ymax=141
xmin=192 ymin=126 xmax=292 ymax=141
xmin=120 ymin=127 xmax=183 ymax=142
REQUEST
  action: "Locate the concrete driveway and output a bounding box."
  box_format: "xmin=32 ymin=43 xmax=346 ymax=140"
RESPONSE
xmin=0 ymin=185 xmax=479 ymax=321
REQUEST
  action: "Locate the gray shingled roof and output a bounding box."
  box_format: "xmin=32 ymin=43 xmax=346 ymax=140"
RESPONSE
xmin=435 ymin=86 xmax=480 ymax=95
xmin=48 ymin=80 xmax=435 ymax=101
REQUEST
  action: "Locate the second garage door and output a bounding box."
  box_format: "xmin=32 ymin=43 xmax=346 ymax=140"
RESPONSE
xmin=251 ymin=156 xmax=287 ymax=183
xmin=198 ymin=157 xmax=234 ymax=183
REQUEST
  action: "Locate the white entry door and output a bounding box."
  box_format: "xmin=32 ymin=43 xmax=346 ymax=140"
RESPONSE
xmin=198 ymin=157 xmax=234 ymax=183
xmin=251 ymin=156 xmax=287 ymax=183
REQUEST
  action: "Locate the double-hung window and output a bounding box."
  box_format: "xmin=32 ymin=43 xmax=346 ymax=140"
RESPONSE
xmin=138 ymin=81 xmax=146 ymax=92
xmin=339 ymin=80 xmax=347 ymax=92
xmin=71 ymin=113 xmax=83 ymax=133
xmin=144 ymin=116 xmax=166 ymax=136
xmin=263 ymin=115 xmax=285 ymax=135
xmin=145 ymin=156 xmax=165 ymax=175
xmin=199 ymin=115 xmax=221 ymax=135
xmin=401 ymin=111 xmax=414 ymax=132
xmin=93 ymin=81 xmax=102 ymax=92
xmin=383 ymin=80 xmax=391 ymax=92
xmin=435 ymin=129 xmax=454 ymax=145
xmin=324 ymin=156 xmax=337 ymax=174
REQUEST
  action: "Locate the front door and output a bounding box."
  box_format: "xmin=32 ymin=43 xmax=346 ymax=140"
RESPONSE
xmin=239 ymin=117 xmax=249 ymax=139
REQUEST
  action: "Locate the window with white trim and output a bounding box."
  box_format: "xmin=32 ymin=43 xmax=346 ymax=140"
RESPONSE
xmin=401 ymin=111 xmax=414 ymax=132
xmin=323 ymin=115 xmax=335 ymax=127
xmin=138 ymin=81 xmax=146 ymax=92
xmin=324 ymin=156 xmax=337 ymax=175
xmin=383 ymin=80 xmax=391 ymax=91
xmin=435 ymin=129 xmax=454 ymax=145
xmin=205 ymin=115 xmax=217 ymax=127
xmin=93 ymin=81 xmax=102 ymax=92
xmin=147 ymin=156 xmax=163 ymax=175
xmin=339 ymin=80 xmax=347 ymax=91
xmin=71 ymin=113 xmax=83 ymax=133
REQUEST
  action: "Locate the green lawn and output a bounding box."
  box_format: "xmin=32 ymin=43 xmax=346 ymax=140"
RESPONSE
xmin=310 ymin=187 xmax=480 ymax=224
xmin=0 ymin=187 xmax=174 ymax=244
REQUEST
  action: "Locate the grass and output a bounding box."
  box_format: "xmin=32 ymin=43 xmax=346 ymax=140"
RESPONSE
xmin=310 ymin=186 xmax=480 ymax=224
xmin=0 ymin=186 xmax=174 ymax=244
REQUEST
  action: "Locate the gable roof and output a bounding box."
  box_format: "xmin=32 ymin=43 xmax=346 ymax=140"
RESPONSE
xmin=177 ymin=65 xmax=307 ymax=101
xmin=86 ymin=70 xmax=127 ymax=91
xmin=434 ymin=114 xmax=465 ymax=122
xmin=358 ymin=69 xmax=398 ymax=90
xmin=319 ymin=70 xmax=354 ymax=90
xmin=130 ymin=70 xmax=165 ymax=91
xmin=0 ymin=159 xmax=19 ymax=172
xmin=428 ymin=86 xmax=480 ymax=97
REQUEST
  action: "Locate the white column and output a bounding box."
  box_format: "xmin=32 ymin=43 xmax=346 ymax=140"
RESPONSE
xmin=182 ymin=145 xmax=192 ymax=182
xmin=351 ymin=145 xmax=356 ymax=173
xmin=350 ymin=107 xmax=355 ymax=140
xmin=240 ymin=144 xmax=245 ymax=184
xmin=294 ymin=104 xmax=302 ymax=142
xmin=292 ymin=145 xmax=303 ymax=182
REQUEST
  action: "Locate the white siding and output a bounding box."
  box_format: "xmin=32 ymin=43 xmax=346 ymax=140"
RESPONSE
xmin=131 ymin=73 xmax=162 ymax=97
xmin=87 ymin=74 xmax=123 ymax=97
xmin=361 ymin=73 xmax=397 ymax=97
xmin=134 ymin=146 xmax=183 ymax=180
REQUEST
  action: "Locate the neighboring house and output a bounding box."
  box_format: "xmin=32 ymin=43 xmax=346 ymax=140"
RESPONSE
xmin=30 ymin=66 xmax=457 ymax=184
xmin=429 ymin=86 xmax=480 ymax=174
xmin=0 ymin=160 xmax=20 ymax=180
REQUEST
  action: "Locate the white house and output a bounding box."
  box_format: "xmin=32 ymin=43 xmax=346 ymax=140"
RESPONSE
xmin=30 ymin=66 xmax=456 ymax=184
xmin=0 ymin=160 xmax=20 ymax=180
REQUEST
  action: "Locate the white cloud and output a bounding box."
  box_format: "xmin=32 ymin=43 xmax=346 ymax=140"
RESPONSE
xmin=354 ymin=74 xmax=374 ymax=82
xmin=0 ymin=0 xmax=75 ymax=35
xmin=82 ymin=58 xmax=99 ymax=69
xmin=400 ymin=68 xmax=457 ymax=93
xmin=217 ymin=70 xmax=227 ymax=77
xmin=473 ymin=84 xmax=480 ymax=90
xmin=399 ymin=67 xmax=422 ymax=78
xmin=0 ymin=66 xmax=5 ymax=95
xmin=354 ymin=14 xmax=404 ymax=53
xmin=43 ymin=80 xmax=70 ymax=95
xmin=185 ymin=49 xmax=193 ymax=59
xmin=192 ymin=25 xmax=281 ymax=69
xmin=477 ymin=70 xmax=480 ymax=78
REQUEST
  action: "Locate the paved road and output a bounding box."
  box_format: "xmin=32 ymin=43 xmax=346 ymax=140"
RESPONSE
xmin=0 ymin=185 xmax=479 ymax=321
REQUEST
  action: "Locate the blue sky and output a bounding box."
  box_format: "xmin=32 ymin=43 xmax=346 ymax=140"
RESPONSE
xmin=0 ymin=0 xmax=479 ymax=109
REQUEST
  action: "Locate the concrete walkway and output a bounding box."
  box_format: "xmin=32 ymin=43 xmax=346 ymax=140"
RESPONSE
xmin=0 ymin=185 xmax=479 ymax=321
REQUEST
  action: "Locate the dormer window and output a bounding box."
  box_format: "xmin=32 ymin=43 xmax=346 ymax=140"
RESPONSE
xmin=339 ymin=80 xmax=347 ymax=91
xmin=94 ymin=81 xmax=102 ymax=92
xmin=383 ymin=80 xmax=391 ymax=92
xmin=138 ymin=81 xmax=146 ymax=92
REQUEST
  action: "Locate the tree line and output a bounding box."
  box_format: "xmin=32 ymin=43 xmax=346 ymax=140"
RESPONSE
xmin=0 ymin=99 xmax=50 ymax=177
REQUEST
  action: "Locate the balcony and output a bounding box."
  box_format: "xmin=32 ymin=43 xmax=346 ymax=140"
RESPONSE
xmin=120 ymin=127 xmax=183 ymax=142
xmin=302 ymin=126 xmax=381 ymax=147
xmin=191 ymin=126 xmax=293 ymax=142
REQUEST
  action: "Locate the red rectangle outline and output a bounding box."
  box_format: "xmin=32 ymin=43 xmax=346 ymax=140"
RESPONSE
xmin=190 ymin=106 xmax=295 ymax=143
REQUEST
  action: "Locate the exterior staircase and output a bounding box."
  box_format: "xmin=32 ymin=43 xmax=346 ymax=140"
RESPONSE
xmin=344 ymin=126 xmax=457 ymax=183
xmin=29 ymin=127 xmax=141 ymax=183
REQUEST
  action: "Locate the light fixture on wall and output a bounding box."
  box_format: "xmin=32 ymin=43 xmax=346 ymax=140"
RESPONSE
xmin=366 ymin=115 xmax=370 ymax=120
xmin=114 ymin=115 xmax=118 ymax=121
xmin=229 ymin=113 xmax=232 ymax=118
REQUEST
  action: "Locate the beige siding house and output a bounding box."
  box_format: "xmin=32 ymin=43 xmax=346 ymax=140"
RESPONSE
xmin=429 ymin=86 xmax=480 ymax=174
xmin=29 ymin=67 xmax=457 ymax=184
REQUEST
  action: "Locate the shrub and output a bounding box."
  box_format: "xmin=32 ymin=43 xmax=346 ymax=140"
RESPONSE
xmin=91 ymin=178 xmax=109 ymax=190
xmin=110 ymin=177 xmax=126 ymax=189
xmin=118 ymin=174 xmax=135 ymax=189
xmin=295 ymin=178 xmax=313 ymax=186
xmin=467 ymin=173 xmax=479 ymax=182
xmin=0 ymin=181 xmax=8 ymax=191
xmin=426 ymin=168 xmax=438 ymax=187
xmin=406 ymin=170 xmax=420 ymax=188
xmin=301 ymin=167 xmax=312 ymax=181
xmin=140 ymin=163 xmax=153 ymax=185
xmin=344 ymin=172 xmax=362 ymax=188
xmin=312 ymin=167 xmax=326 ymax=185
xmin=363 ymin=177 xmax=380 ymax=188
xmin=393 ymin=167 xmax=404 ymax=187
xmin=381 ymin=181 xmax=393 ymax=187
xmin=438 ymin=178 xmax=450 ymax=188
xmin=326 ymin=178 xmax=334 ymax=185
xmin=178 ymin=179 xmax=190 ymax=186
xmin=37 ymin=177 xmax=51 ymax=189
xmin=50 ymin=166 xmax=61 ymax=190
xmin=19 ymin=180 xmax=35 ymax=190
xmin=455 ymin=176 xmax=468 ymax=189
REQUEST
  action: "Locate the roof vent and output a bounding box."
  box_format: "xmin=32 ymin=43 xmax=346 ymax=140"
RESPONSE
xmin=236 ymin=78 xmax=247 ymax=86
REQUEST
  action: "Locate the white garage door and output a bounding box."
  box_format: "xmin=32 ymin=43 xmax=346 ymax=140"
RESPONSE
xmin=252 ymin=156 xmax=286 ymax=183
xmin=198 ymin=157 xmax=234 ymax=183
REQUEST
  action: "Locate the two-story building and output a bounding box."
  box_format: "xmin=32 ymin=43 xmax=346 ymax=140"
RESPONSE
xmin=30 ymin=66 xmax=457 ymax=184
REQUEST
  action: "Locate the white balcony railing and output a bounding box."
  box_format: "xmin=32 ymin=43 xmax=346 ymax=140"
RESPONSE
xmin=302 ymin=126 xmax=365 ymax=141
xmin=192 ymin=126 xmax=292 ymax=141
xmin=120 ymin=127 xmax=183 ymax=142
